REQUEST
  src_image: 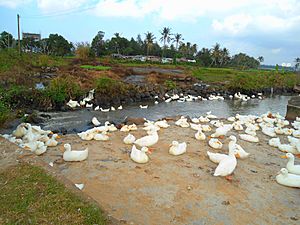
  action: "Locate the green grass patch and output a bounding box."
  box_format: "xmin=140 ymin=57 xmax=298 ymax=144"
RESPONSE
xmin=0 ymin=100 xmax=10 ymax=124
xmin=164 ymin=80 xmax=177 ymax=90
xmin=0 ymin=163 xmax=106 ymax=224
xmin=80 ymin=65 xmax=111 ymax=71
xmin=192 ymin=67 xmax=299 ymax=90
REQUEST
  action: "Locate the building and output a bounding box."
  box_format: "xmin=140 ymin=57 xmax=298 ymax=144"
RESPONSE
xmin=22 ymin=32 xmax=41 ymax=41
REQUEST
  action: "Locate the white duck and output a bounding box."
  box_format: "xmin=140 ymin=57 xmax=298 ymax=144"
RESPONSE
xmin=94 ymin=131 xmax=110 ymax=141
xmin=12 ymin=123 xmax=28 ymax=138
xmin=67 ymin=99 xmax=80 ymax=108
xmin=211 ymin=124 xmax=232 ymax=138
xmin=123 ymin=133 xmax=136 ymax=144
xmin=134 ymin=128 xmax=159 ymax=147
xmin=293 ymin=130 xmax=300 ymax=138
xmin=23 ymin=141 xmax=47 ymax=155
xmin=195 ymin=130 xmax=206 ymax=141
xmin=190 ymin=123 xmax=202 ymax=131
xmin=287 ymin=136 xmax=300 ymax=147
xmin=63 ymin=143 xmax=88 ymax=162
xmin=268 ymin=137 xmax=281 ymax=147
xmin=100 ymin=108 xmax=110 ymax=112
xmin=208 ymin=138 xmax=223 ymax=149
xmin=278 ymin=142 xmax=300 ymax=155
xmin=169 ymin=141 xmax=187 ymax=156
xmin=77 ymin=129 xmax=96 ymax=141
xmin=276 ymin=168 xmax=300 ymax=188
xmin=154 ymin=120 xmax=169 ymax=128
xmin=207 ymin=151 xmax=229 ymax=164
xmin=92 ymin=117 xmax=101 ymax=126
xmin=45 ymin=134 xmax=60 ymax=147
xmin=140 ymin=105 xmax=148 ymax=109
xmin=118 ymin=105 xmax=123 ymax=110
xmin=229 ymin=135 xmax=249 ymax=159
xmin=281 ymin=153 xmax=300 ymax=175
xmin=213 ymin=140 xmax=237 ymax=178
xmin=201 ymin=125 xmax=212 ymax=132
xmin=130 ymin=145 xmax=150 ymax=164
xmin=239 ymin=134 xmax=259 ymax=143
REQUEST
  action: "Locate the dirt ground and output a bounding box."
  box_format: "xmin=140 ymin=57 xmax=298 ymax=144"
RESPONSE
xmin=1 ymin=123 xmax=299 ymax=225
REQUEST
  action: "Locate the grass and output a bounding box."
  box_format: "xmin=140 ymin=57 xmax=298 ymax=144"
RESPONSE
xmin=0 ymin=163 xmax=106 ymax=225
xmin=80 ymin=65 xmax=111 ymax=71
xmin=0 ymin=49 xmax=68 ymax=72
xmin=164 ymin=80 xmax=177 ymax=90
xmin=192 ymin=67 xmax=299 ymax=90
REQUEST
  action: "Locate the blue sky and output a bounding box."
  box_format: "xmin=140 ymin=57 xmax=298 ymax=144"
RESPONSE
xmin=0 ymin=0 xmax=299 ymax=65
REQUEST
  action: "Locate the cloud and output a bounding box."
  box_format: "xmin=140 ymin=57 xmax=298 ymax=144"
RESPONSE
xmin=0 ymin=0 xmax=31 ymax=8
xmin=212 ymin=14 xmax=252 ymax=35
xmin=36 ymin=0 xmax=88 ymax=13
xmin=271 ymin=48 xmax=281 ymax=54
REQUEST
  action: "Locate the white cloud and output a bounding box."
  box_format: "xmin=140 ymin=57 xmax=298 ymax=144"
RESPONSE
xmin=212 ymin=14 xmax=252 ymax=35
xmin=0 ymin=0 xmax=31 ymax=8
xmin=36 ymin=0 xmax=88 ymax=13
xmin=271 ymin=48 xmax=281 ymax=54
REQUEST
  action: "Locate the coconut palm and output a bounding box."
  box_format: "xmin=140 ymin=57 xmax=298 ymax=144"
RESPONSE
xmin=160 ymin=27 xmax=172 ymax=58
xmin=220 ymin=48 xmax=230 ymax=66
xmin=173 ymin=33 xmax=183 ymax=50
xmin=258 ymin=56 xmax=264 ymax=63
xmin=144 ymin=32 xmax=155 ymax=58
xmin=295 ymin=57 xmax=300 ymax=70
xmin=210 ymin=43 xmax=221 ymax=67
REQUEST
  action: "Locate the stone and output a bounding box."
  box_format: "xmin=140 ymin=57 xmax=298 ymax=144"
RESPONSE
xmin=286 ymin=96 xmax=300 ymax=120
xmin=124 ymin=117 xmax=146 ymax=125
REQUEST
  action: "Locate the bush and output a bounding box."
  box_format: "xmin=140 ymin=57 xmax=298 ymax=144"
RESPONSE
xmin=75 ymin=42 xmax=94 ymax=60
xmin=95 ymin=77 xmax=127 ymax=95
xmin=44 ymin=77 xmax=83 ymax=105
xmin=164 ymin=80 xmax=176 ymax=90
xmin=0 ymin=101 xmax=10 ymax=124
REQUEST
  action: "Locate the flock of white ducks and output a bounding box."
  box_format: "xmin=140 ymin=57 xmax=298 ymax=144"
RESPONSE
xmin=66 ymin=90 xmax=264 ymax=112
xmin=1 ymin=111 xmax=300 ymax=188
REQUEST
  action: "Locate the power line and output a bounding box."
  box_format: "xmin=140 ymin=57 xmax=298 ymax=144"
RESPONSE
xmin=22 ymin=5 xmax=97 ymax=19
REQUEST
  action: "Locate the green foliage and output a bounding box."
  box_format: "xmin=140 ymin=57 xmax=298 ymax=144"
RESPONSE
xmin=45 ymin=77 xmax=83 ymax=104
xmin=95 ymin=77 xmax=127 ymax=95
xmin=80 ymin=65 xmax=111 ymax=71
xmin=0 ymin=163 xmax=106 ymax=224
xmin=47 ymin=34 xmax=73 ymax=56
xmin=91 ymin=31 xmax=106 ymax=57
xmin=0 ymin=31 xmax=14 ymax=49
xmin=75 ymin=42 xmax=94 ymax=60
xmin=164 ymin=80 xmax=177 ymax=90
xmin=192 ymin=67 xmax=299 ymax=91
xmin=0 ymin=100 xmax=10 ymax=124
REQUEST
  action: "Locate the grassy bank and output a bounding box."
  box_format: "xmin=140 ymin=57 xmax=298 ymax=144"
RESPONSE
xmin=0 ymin=163 xmax=106 ymax=224
xmin=192 ymin=67 xmax=299 ymax=90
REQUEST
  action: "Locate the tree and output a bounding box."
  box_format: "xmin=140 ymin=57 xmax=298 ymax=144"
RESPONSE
xmin=0 ymin=31 xmax=14 ymax=49
xmin=294 ymin=57 xmax=300 ymax=70
xmin=91 ymin=31 xmax=106 ymax=56
xmin=220 ymin=48 xmax=230 ymax=66
xmin=196 ymin=48 xmax=212 ymax=66
xmin=258 ymin=56 xmax=264 ymax=64
xmin=160 ymin=27 xmax=172 ymax=58
xmin=75 ymin=42 xmax=94 ymax=60
xmin=144 ymin=32 xmax=155 ymax=57
xmin=210 ymin=43 xmax=221 ymax=67
xmin=173 ymin=33 xmax=183 ymax=50
xmin=47 ymin=34 xmax=72 ymax=56
xmin=230 ymin=53 xmax=259 ymax=69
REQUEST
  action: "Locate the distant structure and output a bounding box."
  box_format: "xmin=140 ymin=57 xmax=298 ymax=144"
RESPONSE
xmin=22 ymin=32 xmax=41 ymax=41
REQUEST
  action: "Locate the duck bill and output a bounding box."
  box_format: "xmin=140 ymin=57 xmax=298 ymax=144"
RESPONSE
xmin=235 ymin=153 xmax=241 ymax=158
xmin=56 ymin=135 xmax=61 ymax=139
xmin=280 ymin=155 xmax=288 ymax=159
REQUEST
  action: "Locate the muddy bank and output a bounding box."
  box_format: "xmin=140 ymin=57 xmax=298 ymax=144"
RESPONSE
xmin=1 ymin=123 xmax=299 ymax=225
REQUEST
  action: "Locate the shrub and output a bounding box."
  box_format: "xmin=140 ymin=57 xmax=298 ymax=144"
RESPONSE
xmin=0 ymin=101 xmax=10 ymax=124
xmin=164 ymin=80 xmax=176 ymax=90
xmin=45 ymin=77 xmax=83 ymax=105
xmin=95 ymin=77 xmax=127 ymax=95
xmin=75 ymin=42 xmax=94 ymax=60
xmin=80 ymin=65 xmax=111 ymax=71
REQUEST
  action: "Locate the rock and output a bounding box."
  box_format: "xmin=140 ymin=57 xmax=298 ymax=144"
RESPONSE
xmin=60 ymin=127 xmax=68 ymax=135
xmin=286 ymin=96 xmax=300 ymax=120
xmin=26 ymin=112 xmax=46 ymax=124
xmin=124 ymin=117 xmax=146 ymax=125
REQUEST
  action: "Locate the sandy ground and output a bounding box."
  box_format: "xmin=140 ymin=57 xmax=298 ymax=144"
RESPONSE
xmin=1 ymin=123 xmax=300 ymax=225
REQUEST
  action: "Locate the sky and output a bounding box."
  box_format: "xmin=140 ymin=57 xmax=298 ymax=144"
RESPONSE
xmin=0 ymin=0 xmax=299 ymax=65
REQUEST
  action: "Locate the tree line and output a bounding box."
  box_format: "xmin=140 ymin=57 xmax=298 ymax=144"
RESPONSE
xmin=1 ymin=28 xmax=297 ymax=70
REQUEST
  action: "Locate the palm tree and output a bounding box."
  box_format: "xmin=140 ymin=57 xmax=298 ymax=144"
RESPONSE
xmin=220 ymin=48 xmax=230 ymax=66
xmin=172 ymin=33 xmax=183 ymax=50
xmin=295 ymin=57 xmax=300 ymax=70
xmin=160 ymin=27 xmax=172 ymax=58
xmin=210 ymin=43 xmax=221 ymax=67
xmin=258 ymin=56 xmax=264 ymax=63
xmin=144 ymin=32 xmax=155 ymax=58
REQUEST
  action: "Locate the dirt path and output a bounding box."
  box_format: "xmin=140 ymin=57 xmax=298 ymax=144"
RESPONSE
xmin=3 ymin=123 xmax=299 ymax=225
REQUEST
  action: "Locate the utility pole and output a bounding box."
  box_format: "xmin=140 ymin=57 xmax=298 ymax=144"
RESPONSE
xmin=17 ymin=14 xmax=21 ymax=55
